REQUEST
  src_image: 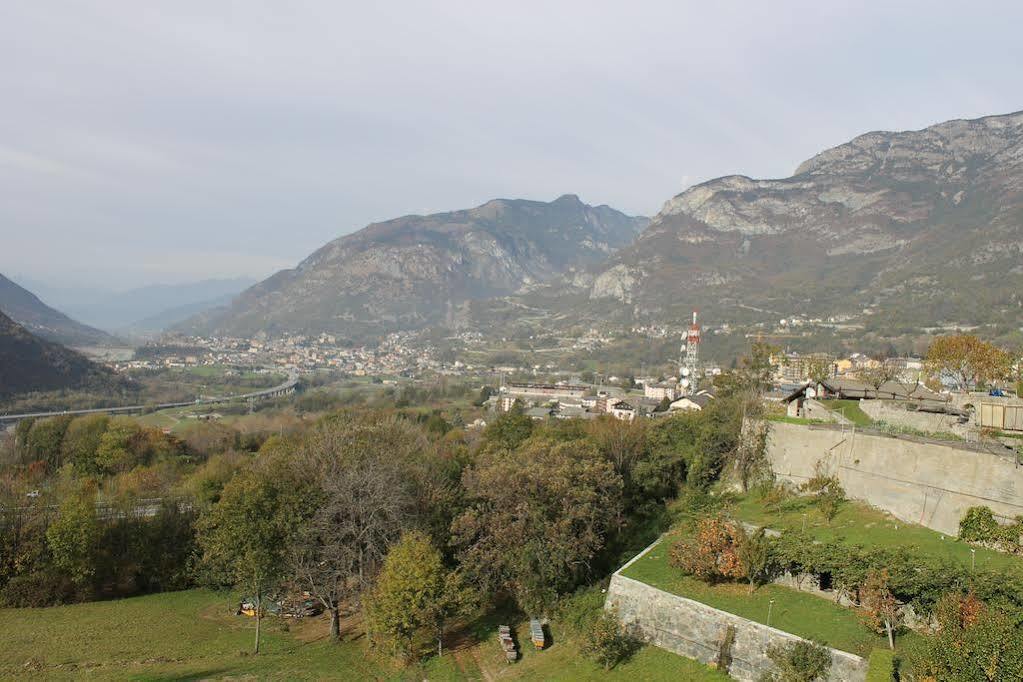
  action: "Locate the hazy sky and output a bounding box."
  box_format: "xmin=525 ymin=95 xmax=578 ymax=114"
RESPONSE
xmin=2 ymin=1 xmax=1022 ymax=290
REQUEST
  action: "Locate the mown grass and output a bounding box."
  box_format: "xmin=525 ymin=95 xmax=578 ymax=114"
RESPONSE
xmin=819 ymin=399 xmax=873 ymax=426
xmin=0 ymin=587 xmax=727 ymax=681
xmin=730 ymin=494 xmax=1023 ymax=577
xmin=620 ymin=533 xmax=887 ymax=657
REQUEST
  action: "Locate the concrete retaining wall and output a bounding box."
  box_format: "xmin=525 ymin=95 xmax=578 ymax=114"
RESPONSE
xmin=605 ymin=571 xmax=867 ymax=681
xmin=767 ymin=421 xmax=1023 ymax=535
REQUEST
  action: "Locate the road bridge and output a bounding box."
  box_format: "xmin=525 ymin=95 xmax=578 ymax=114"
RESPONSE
xmin=0 ymin=371 xmax=300 ymax=427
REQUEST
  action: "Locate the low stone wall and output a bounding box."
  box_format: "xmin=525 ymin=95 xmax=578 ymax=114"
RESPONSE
xmin=805 ymin=399 xmax=849 ymax=424
xmin=858 ymin=400 xmax=960 ymax=434
xmin=606 ymin=571 xmax=867 ymax=682
xmin=767 ymin=421 xmax=1023 ymax=535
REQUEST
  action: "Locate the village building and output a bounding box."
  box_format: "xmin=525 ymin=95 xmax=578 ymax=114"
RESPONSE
xmin=644 ymin=381 xmax=679 ymax=402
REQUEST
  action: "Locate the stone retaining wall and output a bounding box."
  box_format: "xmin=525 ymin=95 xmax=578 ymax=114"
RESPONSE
xmin=605 ymin=571 xmax=867 ymax=681
xmin=767 ymin=421 xmax=1023 ymax=535
xmin=857 ymin=400 xmax=962 ymax=435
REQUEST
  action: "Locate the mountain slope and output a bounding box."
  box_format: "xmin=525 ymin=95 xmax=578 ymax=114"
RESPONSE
xmin=182 ymin=195 xmax=646 ymax=338
xmin=0 ymin=311 xmax=121 ymax=399
xmin=0 ymin=274 xmax=118 ymax=347
xmin=579 ymin=111 xmax=1023 ymax=330
xmin=58 ymin=277 xmax=257 ymax=333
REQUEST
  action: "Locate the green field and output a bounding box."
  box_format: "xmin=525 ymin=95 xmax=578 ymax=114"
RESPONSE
xmin=0 ymin=589 xmax=726 ymax=681
xmin=730 ymin=494 xmax=1023 ymax=577
xmin=818 ymin=399 xmax=873 ymax=426
xmin=620 ymin=534 xmax=887 ymax=657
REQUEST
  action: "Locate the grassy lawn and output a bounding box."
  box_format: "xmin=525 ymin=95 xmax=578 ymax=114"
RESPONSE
xmin=620 ymin=534 xmax=887 ymax=657
xmin=818 ymin=399 xmax=873 ymax=426
xmin=765 ymin=415 xmax=817 ymax=426
xmin=0 ymin=588 xmax=726 ymax=681
xmin=730 ymin=494 xmax=1023 ymax=577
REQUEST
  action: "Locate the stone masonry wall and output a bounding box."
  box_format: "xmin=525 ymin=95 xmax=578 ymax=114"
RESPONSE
xmin=605 ymin=572 xmax=867 ymax=682
xmin=767 ymin=421 xmax=1023 ymax=535
xmin=857 ymin=400 xmax=961 ymax=435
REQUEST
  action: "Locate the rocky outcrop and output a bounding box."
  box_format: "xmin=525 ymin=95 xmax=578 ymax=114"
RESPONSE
xmin=585 ymin=110 xmax=1023 ymax=329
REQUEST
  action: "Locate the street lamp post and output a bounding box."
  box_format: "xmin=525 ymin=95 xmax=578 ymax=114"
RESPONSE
xmin=971 ymin=548 xmax=976 ymax=571
xmin=767 ymin=599 xmax=775 ymax=627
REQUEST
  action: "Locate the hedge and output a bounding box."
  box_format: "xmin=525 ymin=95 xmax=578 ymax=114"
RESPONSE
xmin=865 ymin=648 xmax=895 ymax=682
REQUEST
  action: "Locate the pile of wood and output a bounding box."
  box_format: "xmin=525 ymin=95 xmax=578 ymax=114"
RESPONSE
xmin=498 ymin=625 xmax=517 ymax=662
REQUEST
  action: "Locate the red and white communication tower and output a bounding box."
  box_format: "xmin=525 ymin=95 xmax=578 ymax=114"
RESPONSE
xmin=679 ymin=311 xmax=701 ymax=395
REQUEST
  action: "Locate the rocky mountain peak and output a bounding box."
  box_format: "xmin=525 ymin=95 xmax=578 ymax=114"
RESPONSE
xmin=580 ymin=110 xmax=1023 ymax=329
xmin=181 ymin=195 xmax=647 ymax=339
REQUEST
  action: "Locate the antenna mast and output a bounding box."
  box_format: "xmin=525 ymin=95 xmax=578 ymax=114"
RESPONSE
xmin=680 ymin=311 xmax=701 ymax=395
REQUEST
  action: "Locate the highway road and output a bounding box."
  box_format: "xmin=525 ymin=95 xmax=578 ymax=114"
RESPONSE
xmin=0 ymin=370 xmax=300 ymax=425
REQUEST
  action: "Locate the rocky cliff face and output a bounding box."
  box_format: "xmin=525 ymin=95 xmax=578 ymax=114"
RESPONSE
xmin=183 ymin=195 xmax=646 ymax=338
xmin=586 ymin=111 xmax=1023 ymax=328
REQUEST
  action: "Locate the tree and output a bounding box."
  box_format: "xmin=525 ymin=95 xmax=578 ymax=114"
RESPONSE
xmin=908 ymin=593 xmax=1023 ymax=681
xmin=22 ymin=415 xmax=72 ymax=469
xmin=586 ymin=416 xmax=649 ymax=513
xmin=728 ymin=401 xmax=770 ymax=493
xmin=62 ymin=414 xmax=110 ymax=475
xmin=288 ymin=417 xmax=419 ymax=641
xmin=473 ymin=385 xmax=495 ymax=407
xmin=799 ymin=462 xmax=844 ymax=524
xmin=859 ymin=357 xmax=900 ymax=392
xmin=451 ymin=438 xmax=622 ymax=615
xmin=481 ymin=406 xmax=534 ymax=451
xmin=803 ymin=356 xmax=834 ymax=386
xmin=46 ymin=486 xmax=100 ymax=589
xmin=732 ymin=341 xmax=777 ymax=394
xmin=737 ymin=526 xmax=772 ymax=594
xmin=860 ymin=568 xmax=899 ymax=649
xmin=195 ymin=457 xmax=315 ymax=653
xmin=760 ymin=640 xmax=832 ymax=682
xmin=366 ymin=531 xmax=471 ymax=660
xmin=670 ymin=516 xmax=744 ymax=582
xmin=93 ymin=418 xmax=142 ymax=474
xmin=582 ymin=607 xmax=637 ymax=669
xmin=925 ymin=335 xmax=1010 ymax=392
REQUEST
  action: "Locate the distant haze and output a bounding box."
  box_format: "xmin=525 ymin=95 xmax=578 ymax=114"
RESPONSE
xmin=2 ymin=1 xmax=1022 ymax=289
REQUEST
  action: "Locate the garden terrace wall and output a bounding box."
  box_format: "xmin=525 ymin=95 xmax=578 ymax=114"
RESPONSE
xmin=605 ymin=572 xmax=867 ymax=682
xmin=767 ymin=421 xmax=1023 ymax=535
xmin=856 ymin=400 xmax=962 ymax=435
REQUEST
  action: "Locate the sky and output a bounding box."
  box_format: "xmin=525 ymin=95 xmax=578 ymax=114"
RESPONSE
xmin=2 ymin=1 xmax=1022 ymax=291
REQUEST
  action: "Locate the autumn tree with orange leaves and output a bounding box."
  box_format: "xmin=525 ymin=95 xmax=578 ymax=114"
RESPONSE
xmin=670 ymin=516 xmax=744 ymax=582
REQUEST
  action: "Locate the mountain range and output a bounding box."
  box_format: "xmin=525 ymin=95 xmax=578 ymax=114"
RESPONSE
xmin=180 ymin=195 xmax=646 ymax=339
xmin=10 ymin=276 xmax=257 ymax=337
xmin=177 ymin=110 xmax=1023 ymax=344
xmin=0 ymin=274 xmax=118 ymax=347
xmin=575 ymin=110 xmax=1023 ymax=333
xmin=0 ymin=310 xmax=121 ymax=399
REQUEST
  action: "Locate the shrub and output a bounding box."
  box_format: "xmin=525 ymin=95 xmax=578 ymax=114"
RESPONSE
xmin=582 ymin=607 xmax=638 ymax=670
xmin=759 ymin=639 xmax=832 ymax=682
xmin=799 ymin=462 xmax=844 ymax=524
xmin=0 ymin=569 xmax=77 ymax=607
xmin=865 ymin=648 xmax=895 ymax=682
xmin=959 ymin=506 xmax=1023 ymax=553
xmin=959 ymin=506 xmax=999 ymax=543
